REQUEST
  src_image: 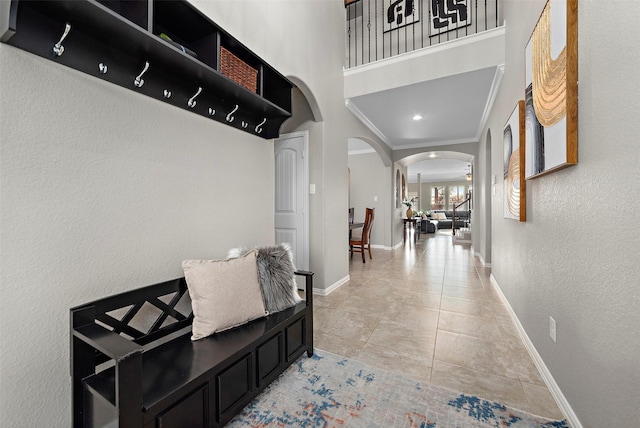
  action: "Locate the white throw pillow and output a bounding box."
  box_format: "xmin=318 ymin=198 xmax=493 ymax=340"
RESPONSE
xmin=182 ymin=250 xmax=267 ymax=340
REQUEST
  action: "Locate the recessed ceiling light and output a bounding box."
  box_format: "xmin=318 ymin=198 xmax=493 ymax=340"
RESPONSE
xmin=429 ymin=153 xmax=436 ymax=158
xmin=412 ymin=114 xmax=423 ymax=121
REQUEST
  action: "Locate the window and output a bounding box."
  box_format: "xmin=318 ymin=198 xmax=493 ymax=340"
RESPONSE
xmin=431 ymin=186 xmax=444 ymax=210
xmin=448 ymin=185 xmax=468 ymax=208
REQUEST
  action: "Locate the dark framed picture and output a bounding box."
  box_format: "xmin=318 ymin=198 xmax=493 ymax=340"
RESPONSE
xmin=524 ymin=0 xmax=578 ymax=179
xmin=504 ymin=101 xmax=526 ymax=222
xmin=384 ymin=0 xmax=420 ymax=33
xmin=429 ymin=0 xmax=471 ymax=37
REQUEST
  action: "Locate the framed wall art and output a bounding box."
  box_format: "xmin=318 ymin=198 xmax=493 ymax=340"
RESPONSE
xmin=384 ymin=0 xmax=420 ymax=33
xmin=524 ymin=0 xmax=578 ymax=179
xmin=429 ymin=0 xmax=471 ymax=37
xmin=504 ymin=101 xmax=526 ymax=222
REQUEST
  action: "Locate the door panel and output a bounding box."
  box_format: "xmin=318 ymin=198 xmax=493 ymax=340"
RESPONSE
xmin=274 ymin=132 xmax=309 ymax=280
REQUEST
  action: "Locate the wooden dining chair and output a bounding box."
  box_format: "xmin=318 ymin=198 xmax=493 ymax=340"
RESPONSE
xmin=350 ymin=207 xmax=375 ymax=263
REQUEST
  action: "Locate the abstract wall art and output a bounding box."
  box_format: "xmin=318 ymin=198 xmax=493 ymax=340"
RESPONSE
xmin=429 ymin=0 xmax=470 ymax=37
xmin=503 ymin=100 xmax=526 ymax=222
xmin=524 ymin=0 xmax=578 ymax=179
xmin=384 ymin=0 xmax=420 ymax=33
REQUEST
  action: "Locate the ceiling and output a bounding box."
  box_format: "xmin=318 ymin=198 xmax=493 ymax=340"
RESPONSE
xmin=348 ymin=139 xmax=472 ymax=183
xmin=346 ymin=66 xmax=499 ymax=150
xmin=347 ymin=66 xmax=498 ymax=183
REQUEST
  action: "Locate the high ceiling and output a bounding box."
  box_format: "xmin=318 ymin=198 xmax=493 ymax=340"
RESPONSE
xmin=346 ymin=64 xmax=501 ymax=183
xmin=346 ymin=66 xmax=499 ymax=150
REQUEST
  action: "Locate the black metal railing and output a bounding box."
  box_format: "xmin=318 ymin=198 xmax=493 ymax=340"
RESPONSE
xmin=345 ymin=0 xmax=502 ymax=69
xmin=452 ymin=196 xmax=471 ymax=235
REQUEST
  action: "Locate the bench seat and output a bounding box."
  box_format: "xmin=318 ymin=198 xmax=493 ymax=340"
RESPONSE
xmin=72 ymin=272 xmax=313 ymax=428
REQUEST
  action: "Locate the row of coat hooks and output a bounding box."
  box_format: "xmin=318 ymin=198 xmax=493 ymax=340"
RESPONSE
xmin=52 ymin=22 xmax=268 ymax=134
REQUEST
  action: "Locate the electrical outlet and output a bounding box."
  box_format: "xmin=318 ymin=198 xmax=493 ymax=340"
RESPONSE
xmin=549 ymin=316 xmax=557 ymax=343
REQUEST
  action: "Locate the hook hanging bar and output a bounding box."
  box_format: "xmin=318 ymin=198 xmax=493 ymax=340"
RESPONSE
xmin=226 ymin=105 xmax=238 ymax=123
xmin=134 ymin=61 xmax=149 ymax=88
xmin=255 ymin=118 xmax=267 ymax=134
xmin=98 ymin=63 xmax=108 ymax=75
xmin=52 ymin=23 xmax=71 ymax=57
xmin=187 ymin=87 xmax=202 ymax=108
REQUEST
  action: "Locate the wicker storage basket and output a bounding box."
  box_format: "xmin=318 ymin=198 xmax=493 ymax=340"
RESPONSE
xmin=220 ymin=46 xmax=258 ymax=93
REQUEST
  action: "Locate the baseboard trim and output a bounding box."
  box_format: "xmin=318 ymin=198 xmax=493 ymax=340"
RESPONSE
xmin=476 ymin=251 xmax=491 ymax=268
xmin=313 ymin=275 xmax=349 ymax=296
xmin=489 ymin=274 xmax=582 ymax=428
xmin=371 ymin=242 xmax=403 ymax=250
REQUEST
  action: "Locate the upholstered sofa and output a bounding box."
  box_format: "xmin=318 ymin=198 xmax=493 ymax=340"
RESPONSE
xmin=430 ymin=210 xmax=469 ymax=229
xmin=420 ymin=218 xmax=436 ymax=233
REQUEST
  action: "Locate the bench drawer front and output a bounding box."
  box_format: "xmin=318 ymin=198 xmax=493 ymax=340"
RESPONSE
xmin=257 ymin=333 xmax=283 ymax=387
xmin=156 ymin=384 xmax=208 ymax=428
xmin=217 ymin=354 xmax=252 ymax=422
xmin=285 ymin=317 xmax=306 ymax=360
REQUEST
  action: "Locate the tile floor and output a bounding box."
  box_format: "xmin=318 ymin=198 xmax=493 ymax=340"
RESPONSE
xmin=313 ymin=229 xmax=564 ymax=420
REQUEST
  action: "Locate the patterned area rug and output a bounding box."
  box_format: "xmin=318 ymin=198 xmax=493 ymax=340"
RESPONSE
xmin=226 ymin=349 xmax=568 ymax=428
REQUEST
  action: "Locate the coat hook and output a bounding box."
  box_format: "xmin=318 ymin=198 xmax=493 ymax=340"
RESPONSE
xmin=241 ymin=121 xmax=248 ymax=129
xmin=53 ymin=23 xmax=71 ymax=57
xmin=134 ymin=61 xmax=149 ymax=88
xmin=163 ymin=89 xmax=172 ymax=99
xmin=208 ymin=108 xmax=215 ymax=116
xmin=187 ymin=87 xmax=202 ymax=108
xmin=255 ymin=118 xmax=267 ymax=133
xmin=98 ymin=63 xmax=108 ymax=75
xmin=226 ymin=104 xmax=238 ymax=122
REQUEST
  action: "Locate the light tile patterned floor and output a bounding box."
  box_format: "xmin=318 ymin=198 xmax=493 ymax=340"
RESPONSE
xmin=313 ymin=230 xmax=564 ymax=420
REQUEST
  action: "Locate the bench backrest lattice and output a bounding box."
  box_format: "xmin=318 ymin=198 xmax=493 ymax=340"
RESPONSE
xmin=73 ymin=278 xmax=194 ymax=354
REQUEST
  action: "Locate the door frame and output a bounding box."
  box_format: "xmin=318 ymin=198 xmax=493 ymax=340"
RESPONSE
xmin=274 ymin=130 xmax=310 ymax=272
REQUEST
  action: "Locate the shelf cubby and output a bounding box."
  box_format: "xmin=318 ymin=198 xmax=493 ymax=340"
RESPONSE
xmin=1 ymin=0 xmax=293 ymax=139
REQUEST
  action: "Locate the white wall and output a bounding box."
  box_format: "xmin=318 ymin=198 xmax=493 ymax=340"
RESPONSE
xmin=0 ymin=46 xmax=275 ymax=426
xmin=485 ymin=1 xmax=640 ymax=426
xmin=0 ymin=1 xmax=382 ymax=425
xmin=348 ymin=152 xmax=387 ymax=247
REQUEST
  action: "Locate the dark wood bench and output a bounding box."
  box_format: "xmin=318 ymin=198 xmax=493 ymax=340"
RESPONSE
xmin=71 ymin=271 xmax=314 ymax=428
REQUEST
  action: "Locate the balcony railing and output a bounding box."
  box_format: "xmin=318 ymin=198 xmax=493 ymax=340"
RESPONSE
xmin=345 ymin=0 xmax=502 ymax=69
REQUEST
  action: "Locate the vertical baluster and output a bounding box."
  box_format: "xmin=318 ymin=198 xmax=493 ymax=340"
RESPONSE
xmin=420 ymin=0 xmax=424 ymax=47
xmin=367 ymin=0 xmax=370 ymax=64
xmin=411 ymin=3 xmax=415 ymax=53
xmin=485 ymin=0 xmax=488 ymax=30
xmin=347 ymin=3 xmax=352 ymax=68
xmin=465 ymin=0 xmax=469 ymax=36
xmin=404 ymin=6 xmax=407 ymax=54
xmin=397 ymin=13 xmax=399 ymax=57
xmin=375 ymin=0 xmax=378 ymax=62
xmin=476 ymin=0 xmax=479 ymax=33
xmin=355 ymin=2 xmax=358 ymax=66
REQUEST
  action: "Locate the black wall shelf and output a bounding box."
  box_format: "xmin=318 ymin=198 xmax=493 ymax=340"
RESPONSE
xmin=1 ymin=0 xmax=293 ymax=139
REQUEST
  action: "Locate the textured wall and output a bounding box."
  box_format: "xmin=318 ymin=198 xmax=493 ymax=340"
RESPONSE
xmin=0 ymin=2 xmax=384 ymax=424
xmin=487 ymin=1 xmax=640 ymax=426
xmin=0 ymin=46 xmax=274 ymax=426
xmin=348 ymin=152 xmax=388 ymax=247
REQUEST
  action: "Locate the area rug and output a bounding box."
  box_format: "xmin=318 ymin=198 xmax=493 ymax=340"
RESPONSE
xmin=226 ymin=349 xmax=568 ymax=428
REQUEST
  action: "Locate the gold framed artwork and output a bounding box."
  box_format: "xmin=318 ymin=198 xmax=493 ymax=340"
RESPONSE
xmin=524 ymin=0 xmax=578 ymax=179
xmin=503 ymin=101 xmax=526 ymax=222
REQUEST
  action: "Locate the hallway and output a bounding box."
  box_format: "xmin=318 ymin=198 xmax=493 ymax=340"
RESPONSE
xmin=313 ymin=231 xmax=564 ymax=420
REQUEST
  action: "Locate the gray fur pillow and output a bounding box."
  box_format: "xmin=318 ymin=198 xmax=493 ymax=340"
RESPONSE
xmin=227 ymin=243 xmax=302 ymax=313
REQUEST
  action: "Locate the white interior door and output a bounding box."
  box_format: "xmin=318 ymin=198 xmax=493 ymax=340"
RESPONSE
xmin=274 ymin=132 xmax=309 ymax=285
